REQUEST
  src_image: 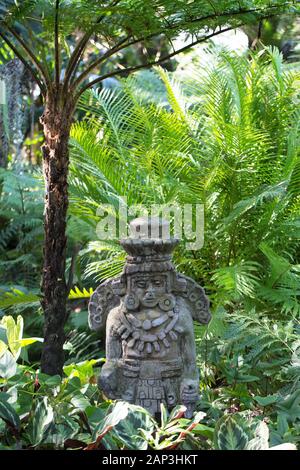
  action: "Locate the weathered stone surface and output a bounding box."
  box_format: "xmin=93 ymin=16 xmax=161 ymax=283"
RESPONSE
xmin=89 ymin=217 xmax=211 ymax=417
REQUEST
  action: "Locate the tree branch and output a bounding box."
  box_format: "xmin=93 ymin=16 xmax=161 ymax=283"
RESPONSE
xmin=72 ymin=2 xmax=295 ymax=95
xmin=1 ymin=22 xmax=52 ymax=88
xmin=63 ymin=0 xmax=123 ymax=90
xmin=67 ymin=243 xmax=81 ymax=294
xmin=71 ymin=35 xmax=130 ymax=91
xmin=141 ymin=2 xmax=296 ymax=42
xmin=0 ymin=31 xmax=46 ymax=95
xmin=250 ymin=19 xmax=263 ymax=50
xmin=74 ymin=24 xmax=244 ymax=101
xmin=182 ymin=2 xmax=296 ymax=29
xmin=55 ymin=0 xmax=60 ymax=88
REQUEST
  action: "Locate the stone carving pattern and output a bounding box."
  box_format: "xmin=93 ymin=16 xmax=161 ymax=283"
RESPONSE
xmin=88 ymin=219 xmax=211 ymax=418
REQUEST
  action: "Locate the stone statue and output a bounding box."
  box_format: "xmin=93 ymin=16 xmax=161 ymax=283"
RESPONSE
xmin=88 ymin=217 xmax=211 ymax=418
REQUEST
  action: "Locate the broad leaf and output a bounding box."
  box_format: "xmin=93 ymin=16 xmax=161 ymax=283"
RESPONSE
xmin=26 ymin=397 xmax=54 ymax=446
xmin=0 ymin=396 xmax=20 ymax=430
xmin=1 ymin=315 xmax=23 ymax=359
xmin=254 ymin=395 xmax=279 ymax=407
xmin=112 ymin=403 xmax=155 ymax=450
xmin=214 ymin=415 xmax=250 ymax=450
xmin=246 ymin=421 xmax=269 ymax=450
xmin=63 ymin=359 xmax=99 ymax=385
xmin=0 ymin=340 xmax=8 ymax=358
xmin=0 ymin=350 xmax=17 ymax=379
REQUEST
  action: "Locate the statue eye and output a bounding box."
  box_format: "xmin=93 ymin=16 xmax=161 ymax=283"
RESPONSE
xmin=136 ymin=280 xmax=146 ymax=288
xmin=153 ymin=279 xmax=163 ymax=286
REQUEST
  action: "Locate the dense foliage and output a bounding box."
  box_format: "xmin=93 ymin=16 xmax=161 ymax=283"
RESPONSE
xmin=0 ymin=44 xmax=299 ymax=449
xmin=0 ymin=314 xmax=297 ymax=450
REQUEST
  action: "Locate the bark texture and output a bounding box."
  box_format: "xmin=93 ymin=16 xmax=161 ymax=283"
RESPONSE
xmin=40 ymin=89 xmax=74 ymax=375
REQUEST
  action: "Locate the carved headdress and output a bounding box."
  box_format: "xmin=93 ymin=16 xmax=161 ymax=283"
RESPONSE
xmin=120 ymin=216 xmax=178 ymax=274
xmin=88 ymin=217 xmax=211 ymax=331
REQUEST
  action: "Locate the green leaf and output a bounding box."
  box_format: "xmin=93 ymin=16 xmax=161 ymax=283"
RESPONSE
xmin=92 ymin=401 xmax=137 ymax=442
xmin=0 ymin=326 xmax=7 ymax=344
xmin=254 ymin=395 xmax=279 ymax=407
xmin=0 ymin=340 xmax=8 ymax=358
xmin=17 ymin=337 xmax=43 ymax=347
xmin=214 ymin=415 xmax=250 ymax=450
xmin=160 ymin=402 xmax=168 ymax=429
xmin=112 ymin=403 xmax=155 ymax=450
xmin=1 ymin=315 xmax=23 ymax=359
xmin=43 ymin=417 xmax=80 ymax=448
xmin=0 ymin=290 xmax=40 ymax=310
xmin=68 ymin=286 xmax=94 ymax=299
xmin=276 ymin=390 xmax=300 ymax=424
xmin=0 ymin=350 xmax=17 ymax=379
xmin=192 ymin=423 xmax=214 ymax=439
xmin=212 ymin=261 xmax=260 ymax=299
xmin=0 ymin=396 xmax=20 ymax=430
xmin=64 ymin=376 xmax=82 ymax=392
xmin=43 ymin=375 xmax=62 ymax=387
xmin=63 ymin=359 xmax=99 ymax=385
xmin=259 ymin=243 xmax=291 ymax=287
xmin=235 ymin=374 xmax=260 ymax=383
xmin=26 ymin=397 xmax=54 ymax=446
xmin=70 ymin=394 xmax=91 ymax=412
xmin=246 ymin=421 xmax=269 ymax=450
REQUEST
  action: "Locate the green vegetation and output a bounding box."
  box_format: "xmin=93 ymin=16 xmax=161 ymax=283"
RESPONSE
xmin=0 ymin=1 xmax=299 ymax=452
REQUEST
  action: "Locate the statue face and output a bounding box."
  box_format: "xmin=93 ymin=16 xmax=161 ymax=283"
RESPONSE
xmin=131 ymin=274 xmax=167 ymax=308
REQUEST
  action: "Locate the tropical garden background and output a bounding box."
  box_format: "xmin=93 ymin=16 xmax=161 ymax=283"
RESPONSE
xmin=0 ymin=0 xmax=299 ymax=451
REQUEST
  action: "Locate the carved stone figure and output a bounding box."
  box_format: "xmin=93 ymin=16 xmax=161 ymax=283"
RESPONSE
xmin=88 ymin=217 xmax=211 ymax=418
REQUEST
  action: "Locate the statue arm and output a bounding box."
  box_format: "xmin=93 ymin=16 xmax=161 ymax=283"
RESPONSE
xmin=182 ymin=323 xmax=199 ymax=382
xmin=99 ymin=310 xmax=122 ymax=398
xmin=106 ymin=321 xmax=122 ymax=360
xmin=104 ymin=309 xmax=123 ymax=362
xmin=180 ymin=315 xmax=199 ymax=414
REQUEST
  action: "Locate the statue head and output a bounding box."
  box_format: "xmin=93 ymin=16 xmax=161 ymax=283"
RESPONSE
xmin=120 ymin=216 xmax=179 ymax=312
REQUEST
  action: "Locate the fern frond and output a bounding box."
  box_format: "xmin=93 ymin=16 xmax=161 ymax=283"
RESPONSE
xmin=212 ymin=261 xmax=261 ymax=299
xmin=68 ymin=286 xmax=94 ymax=300
xmin=0 ymin=288 xmax=40 ymax=310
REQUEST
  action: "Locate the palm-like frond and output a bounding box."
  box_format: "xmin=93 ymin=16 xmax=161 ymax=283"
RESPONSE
xmin=212 ymin=261 xmax=261 ymax=299
xmin=69 ymin=47 xmax=300 ymax=317
xmin=1 ymin=1 xmax=298 ymax=98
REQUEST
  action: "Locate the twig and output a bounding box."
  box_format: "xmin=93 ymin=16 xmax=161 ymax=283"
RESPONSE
xmin=63 ymin=0 xmax=123 ymax=90
xmin=67 ymin=243 xmax=81 ymax=293
xmin=2 ymin=22 xmax=51 ymax=87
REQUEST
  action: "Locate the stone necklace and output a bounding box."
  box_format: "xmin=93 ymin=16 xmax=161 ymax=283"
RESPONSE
xmin=117 ymin=304 xmax=183 ymax=354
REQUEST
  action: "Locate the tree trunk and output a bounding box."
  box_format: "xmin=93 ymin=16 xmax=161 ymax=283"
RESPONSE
xmin=40 ymin=89 xmax=74 ymax=376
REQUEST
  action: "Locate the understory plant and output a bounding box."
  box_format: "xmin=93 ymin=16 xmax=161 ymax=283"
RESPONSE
xmin=0 ymin=316 xmax=296 ymax=450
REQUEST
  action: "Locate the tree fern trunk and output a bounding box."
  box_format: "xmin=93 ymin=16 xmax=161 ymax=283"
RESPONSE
xmin=40 ymin=90 xmax=74 ymax=375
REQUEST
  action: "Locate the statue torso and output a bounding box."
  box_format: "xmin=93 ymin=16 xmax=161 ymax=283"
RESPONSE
xmin=109 ymin=297 xmax=188 ymax=361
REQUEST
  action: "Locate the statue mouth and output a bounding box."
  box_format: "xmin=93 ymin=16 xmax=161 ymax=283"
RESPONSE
xmin=141 ymin=297 xmax=158 ymax=307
